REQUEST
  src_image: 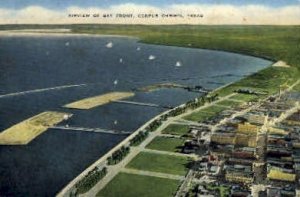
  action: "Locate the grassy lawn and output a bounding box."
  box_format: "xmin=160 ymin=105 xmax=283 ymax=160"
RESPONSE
xmin=146 ymin=136 xmax=185 ymax=152
xmin=183 ymin=111 xmax=214 ymax=122
xmin=97 ymin=172 xmax=180 ymax=197
xmin=202 ymin=105 xmax=227 ymax=114
xmin=184 ymin=105 xmax=226 ymax=122
xmin=161 ymin=124 xmax=190 ymax=136
xmin=214 ymin=66 xmax=300 ymax=97
xmin=293 ymin=83 xmax=300 ymax=92
xmin=126 ymin=151 xmax=191 ymax=176
xmin=217 ymin=99 xmax=241 ymax=107
xmin=229 ymin=94 xmax=259 ymax=102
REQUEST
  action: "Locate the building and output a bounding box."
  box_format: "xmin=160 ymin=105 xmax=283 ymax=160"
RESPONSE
xmin=246 ymin=114 xmax=266 ymax=125
xmin=225 ymin=171 xmax=253 ymax=184
xmin=237 ymin=122 xmax=260 ymax=135
xmin=267 ymin=168 xmax=296 ymax=182
xmin=211 ymin=133 xmax=235 ymax=145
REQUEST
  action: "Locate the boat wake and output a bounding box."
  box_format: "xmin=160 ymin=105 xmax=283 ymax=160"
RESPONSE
xmin=0 ymin=84 xmax=88 ymax=99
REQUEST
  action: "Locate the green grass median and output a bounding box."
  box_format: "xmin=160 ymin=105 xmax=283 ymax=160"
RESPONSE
xmin=146 ymin=136 xmax=185 ymax=152
xmin=97 ymin=172 xmax=180 ymax=197
xmin=126 ymin=151 xmax=191 ymax=176
xmin=162 ymin=124 xmax=190 ymax=136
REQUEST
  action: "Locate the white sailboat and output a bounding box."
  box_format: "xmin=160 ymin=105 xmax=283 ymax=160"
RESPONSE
xmin=106 ymin=41 xmax=113 ymax=48
xmin=148 ymin=55 xmax=156 ymax=60
xmin=137 ymin=47 xmax=141 ymax=51
xmin=113 ymin=80 xmax=118 ymax=85
xmin=175 ymin=61 xmax=182 ymax=67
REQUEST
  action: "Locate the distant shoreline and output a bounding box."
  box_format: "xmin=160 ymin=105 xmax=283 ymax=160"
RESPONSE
xmin=0 ymin=29 xmax=135 ymax=38
xmin=0 ymin=29 xmax=275 ymax=63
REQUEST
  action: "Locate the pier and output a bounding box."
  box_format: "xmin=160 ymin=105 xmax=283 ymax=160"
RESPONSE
xmin=112 ymin=100 xmax=173 ymax=109
xmin=50 ymin=126 xmax=131 ymax=135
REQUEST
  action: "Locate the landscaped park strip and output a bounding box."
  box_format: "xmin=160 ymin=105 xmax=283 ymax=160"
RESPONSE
xmin=75 ymin=167 xmax=107 ymax=195
xmin=64 ymin=92 xmax=134 ymax=110
xmin=107 ymin=146 xmax=130 ymax=165
xmin=161 ymin=124 xmax=190 ymax=136
xmin=0 ymin=111 xmax=71 ymax=145
xmin=146 ymin=136 xmax=185 ymax=152
xmin=126 ymin=151 xmax=191 ymax=176
xmin=130 ymin=131 xmax=149 ymax=146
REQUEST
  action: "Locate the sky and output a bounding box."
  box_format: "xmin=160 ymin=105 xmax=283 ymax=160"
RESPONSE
xmin=1 ymin=0 xmax=299 ymax=9
xmin=0 ymin=0 xmax=299 ymax=24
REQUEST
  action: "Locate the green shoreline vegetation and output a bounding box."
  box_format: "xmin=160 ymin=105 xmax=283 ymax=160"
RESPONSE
xmin=129 ymin=131 xmax=149 ymax=146
xmin=107 ymin=146 xmax=130 ymax=165
xmin=75 ymin=167 xmax=107 ymax=195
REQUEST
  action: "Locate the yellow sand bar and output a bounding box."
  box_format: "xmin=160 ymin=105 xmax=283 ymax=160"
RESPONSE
xmin=64 ymin=92 xmax=135 ymax=110
xmin=0 ymin=111 xmax=71 ymax=145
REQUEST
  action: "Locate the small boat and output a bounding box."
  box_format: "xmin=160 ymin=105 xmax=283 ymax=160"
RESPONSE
xmin=63 ymin=114 xmax=70 ymax=120
xmin=119 ymin=58 xmax=123 ymax=63
xmin=65 ymin=42 xmax=70 ymax=46
xmin=113 ymin=80 xmax=118 ymax=85
xmin=106 ymin=41 xmax=113 ymax=48
xmin=114 ymin=120 xmax=118 ymax=125
xmin=175 ymin=61 xmax=182 ymax=67
xmin=148 ymin=55 xmax=156 ymax=60
xmin=137 ymin=47 xmax=141 ymax=51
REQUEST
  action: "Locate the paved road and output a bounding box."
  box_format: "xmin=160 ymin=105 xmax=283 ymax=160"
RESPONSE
xmin=174 ymin=119 xmax=213 ymax=128
xmin=143 ymin=148 xmax=198 ymax=159
xmin=159 ymin=133 xmax=183 ymax=138
xmin=175 ymin=170 xmax=194 ymax=197
xmin=122 ymin=168 xmax=185 ymax=181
